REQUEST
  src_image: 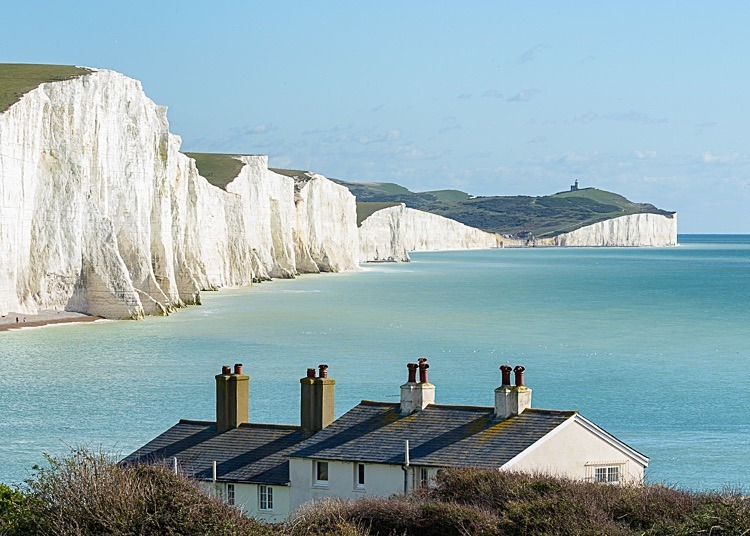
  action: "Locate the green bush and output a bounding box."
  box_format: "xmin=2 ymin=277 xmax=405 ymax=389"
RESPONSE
xmin=0 ymin=483 xmax=33 ymax=535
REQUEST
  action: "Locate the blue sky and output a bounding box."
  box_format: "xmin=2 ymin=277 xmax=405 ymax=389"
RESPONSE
xmin=4 ymin=1 xmax=750 ymax=232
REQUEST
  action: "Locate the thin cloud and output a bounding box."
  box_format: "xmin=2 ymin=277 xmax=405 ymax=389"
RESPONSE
xmin=633 ymin=150 xmax=657 ymax=159
xmin=528 ymin=136 xmax=547 ymax=144
xmin=519 ymin=44 xmax=547 ymax=63
xmin=482 ymin=89 xmax=504 ymax=99
xmin=236 ymin=124 xmax=275 ymax=135
xmin=507 ymin=89 xmax=541 ymax=102
xmin=438 ymin=123 xmax=462 ymax=134
xmin=457 ymin=93 xmax=472 ymax=100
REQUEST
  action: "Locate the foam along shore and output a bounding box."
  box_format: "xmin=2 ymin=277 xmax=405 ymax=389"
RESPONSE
xmin=0 ymin=310 xmax=103 ymax=331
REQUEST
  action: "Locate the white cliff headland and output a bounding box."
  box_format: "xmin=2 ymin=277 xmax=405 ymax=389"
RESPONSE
xmin=0 ymin=65 xmax=677 ymax=320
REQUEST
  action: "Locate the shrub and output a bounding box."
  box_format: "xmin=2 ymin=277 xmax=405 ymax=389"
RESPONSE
xmin=20 ymin=448 xmax=270 ymax=536
xmin=0 ymin=483 xmax=33 ymax=535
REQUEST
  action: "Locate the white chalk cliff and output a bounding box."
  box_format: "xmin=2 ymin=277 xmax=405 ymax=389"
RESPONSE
xmin=536 ymin=213 xmax=678 ymax=247
xmin=358 ymin=204 xmax=505 ymax=262
xmin=0 ymin=67 xmax=676 ymax=319
xmin=0 ymin=69 xmax=358 ymax=319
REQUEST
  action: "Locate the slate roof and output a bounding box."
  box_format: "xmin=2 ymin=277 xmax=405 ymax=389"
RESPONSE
xmin=121 ymin=420 xmax=306 ymax=485
xmin=288 ymin=402 xmax=577 ymax=468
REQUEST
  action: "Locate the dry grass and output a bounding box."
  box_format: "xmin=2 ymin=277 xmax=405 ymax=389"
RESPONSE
xmin=12 ymin=448 xmax=270 ymax=536
xmin=3 ymin=453 xmax=750 ymax=536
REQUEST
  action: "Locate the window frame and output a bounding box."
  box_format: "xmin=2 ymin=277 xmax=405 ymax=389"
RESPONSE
xmin=226 ymin=483 xmax=235 ymax=506
xmin=314 ymin=460 xmax=329 ymax=487
xmin=258 ymin=485 xmax=274 ymax=511
xmin=590 ymin=464 xmax=622 ymax=484
xmin=354 ymin=463 xmax=365 ymax=490
xmin=419 ymin=467 xmax=429 ymax=488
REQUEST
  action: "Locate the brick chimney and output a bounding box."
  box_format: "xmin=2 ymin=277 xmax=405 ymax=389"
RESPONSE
xmin=400 ymin=358 xmax=435 ymax=415
xmin=216 ymin=363 xmax=249 ymax=432
xmin=300 ymin=364 xmax=335 ymax=436
xmin=494 ymin=365 xmax=532 ymax=420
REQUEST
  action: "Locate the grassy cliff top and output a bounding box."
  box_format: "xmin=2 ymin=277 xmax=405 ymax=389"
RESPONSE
xmin=0 ymin=63 xmax=91 ymax=113
xmin=355 ymin=201 xmax=402 ymax=225
xmin=183 ymin=152 xmax=246 ymax=190
xmin=334 ymin=179 xmax=674 ymax=238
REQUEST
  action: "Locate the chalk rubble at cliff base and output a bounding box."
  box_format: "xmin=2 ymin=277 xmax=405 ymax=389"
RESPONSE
xmin=0 ymin=68 xmax=677 ymax=320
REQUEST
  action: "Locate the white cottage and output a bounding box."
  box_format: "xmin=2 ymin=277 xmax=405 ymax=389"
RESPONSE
xmin=123 ymin=360 xmax=648 ymax=520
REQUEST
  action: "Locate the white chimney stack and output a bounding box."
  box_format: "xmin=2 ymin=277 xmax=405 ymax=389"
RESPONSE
xmin=494 ymin=365 xmax=532 ymax=420
xmin=400 ymin=359 xmax=435 ymax=415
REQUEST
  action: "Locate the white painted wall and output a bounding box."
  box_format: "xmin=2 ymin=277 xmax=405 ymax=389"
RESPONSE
xmin=504 ymin=418 xmax=646 ymax=484
xmin=289 ymin=458 xmax=441 ymax=511
xmin=201 ymin=481 xmax=290 ymax=523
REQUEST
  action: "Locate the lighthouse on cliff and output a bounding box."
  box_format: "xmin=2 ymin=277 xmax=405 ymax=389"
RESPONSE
xmin=570 ymin=179 xmax=579 ymax=191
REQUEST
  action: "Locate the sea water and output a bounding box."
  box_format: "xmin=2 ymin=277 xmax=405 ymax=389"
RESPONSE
xmin=0 ymin=235 xmax=748 ymax=490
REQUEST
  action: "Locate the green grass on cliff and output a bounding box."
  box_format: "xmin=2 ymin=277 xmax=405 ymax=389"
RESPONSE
xmin=356 ymin=201 xmax=402 ymax=225
xmin=0 ymin=64 xmax=91 ymax=113
xmin=333 ymin=178 xmax=674 ymax=238
xmin=184 ymin=152 xmax=246 ymax=190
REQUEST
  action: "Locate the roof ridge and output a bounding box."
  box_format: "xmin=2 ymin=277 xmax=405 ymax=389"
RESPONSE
xmin=178 ymin=419 xmax=214 ymax=425
xmin=177 ymin=419 xmax=301 ymax=431
xmin=524 ymin=408 xmax=578 ymax=416
xmin=360 ymin=400 xmax=399 ymax=407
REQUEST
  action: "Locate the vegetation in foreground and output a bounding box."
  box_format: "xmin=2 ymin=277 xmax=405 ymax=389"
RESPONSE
xmin=0 ymin=64 xmax=91 ymax=113
xmin=2 ymin=450 xmax=748 ymax=535
xmin=331 ymin=178 xmax=674 ymax=238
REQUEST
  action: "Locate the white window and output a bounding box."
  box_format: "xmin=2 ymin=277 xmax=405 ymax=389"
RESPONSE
xmin=314 ymin=461 xmax=329 ymax=486
xmin=594 ymin=466 xmax=620 ymax=484
xmin=226 ymin=483 xmax=235 ymax=506
xmin=259 ymin=485 xmax=273 ymax=511
xmin=354 ymin=463 xmax=365 ymax=490
xmin=419 ymin=467 xmax=429 ymax=488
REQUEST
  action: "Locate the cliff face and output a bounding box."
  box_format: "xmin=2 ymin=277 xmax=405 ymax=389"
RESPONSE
xmin=538 ymin=213 xmax=678 ymax=247
xmin=359 ymin=204 xmax=505 ymax=262
xmin=0 ymin=67 xmax=677 ymax=318
xmin=0 ymin=69 xmax=357 ymax=319
xmin=292 ymin=173 xmax=360 ymax=273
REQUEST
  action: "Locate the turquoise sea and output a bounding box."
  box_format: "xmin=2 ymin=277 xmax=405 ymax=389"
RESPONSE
xmin=1 ymin=235 xmax=748 ymax=490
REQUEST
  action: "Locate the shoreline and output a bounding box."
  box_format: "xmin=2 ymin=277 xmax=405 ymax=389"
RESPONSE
xmin=0 ymin=311 xmax=104 ymax=332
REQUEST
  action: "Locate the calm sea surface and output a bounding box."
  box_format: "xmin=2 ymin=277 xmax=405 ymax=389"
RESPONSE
xmin=1 ymin=235 xmax=748 ymax=490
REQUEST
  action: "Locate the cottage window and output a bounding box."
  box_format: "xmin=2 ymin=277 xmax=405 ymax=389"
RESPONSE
xmin=354 ymin=463 xmax=365 ymax=489
xmin=314 ymin=461 xmax=329 ymax=486
xmin=419 ymin=467 xmax=429 ymax=488
xmin=594 ymin=466 xmax=620 ymax=484
xmin=259 ymin=485 xmax=273 ymax=510
xmin=226 ymin=483 xmax=235 ymax=506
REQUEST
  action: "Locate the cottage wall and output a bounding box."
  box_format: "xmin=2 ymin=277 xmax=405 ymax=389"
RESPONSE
xmin=201 ymin=482 xmax=290 ymax=523
xmin=289 ymin=459 xmax=438 ymax=511
xmin=504 ymin=418 xmax=646 ymax=484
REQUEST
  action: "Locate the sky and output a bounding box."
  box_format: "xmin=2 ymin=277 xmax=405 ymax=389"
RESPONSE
xmin=3 ymin=1 xmax=750 ymax=232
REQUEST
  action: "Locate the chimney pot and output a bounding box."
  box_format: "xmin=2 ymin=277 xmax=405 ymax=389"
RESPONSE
xmin=216 ymin=365 xmax=249 ymax=432
xmin=500 ymin=365 xmax=512 ymax=386
xmin=301 ymin=366 xmax=335 ymax=435
xmin=514 ymin=365 xmax=525 ymax=387
xmin=417 ymin=358 xmax=430 ymax=384
xmin=407 ymin=363 xmax=418 ymax=383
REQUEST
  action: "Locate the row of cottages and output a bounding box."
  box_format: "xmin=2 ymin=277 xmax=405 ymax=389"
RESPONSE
xmin=123 ymin=360 xmax=648 ymax=522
